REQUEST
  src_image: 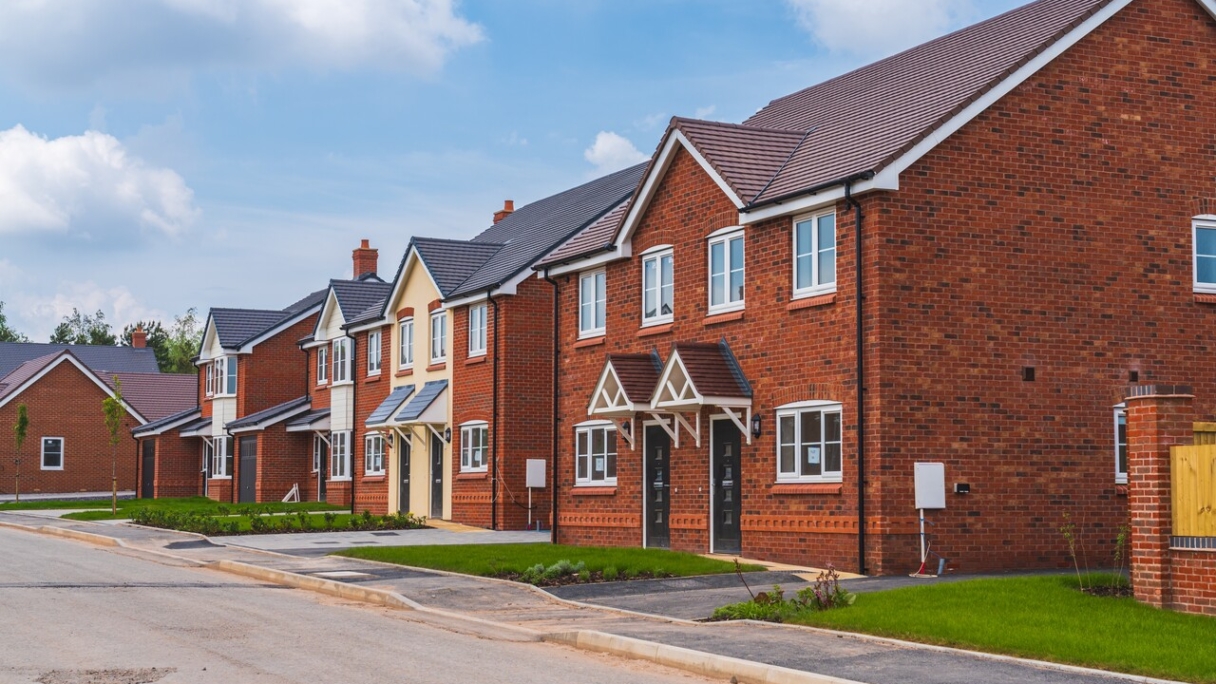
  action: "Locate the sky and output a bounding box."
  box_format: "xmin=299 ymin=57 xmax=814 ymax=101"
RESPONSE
xmin=0 ymin=0 xmax=1025 ymax=341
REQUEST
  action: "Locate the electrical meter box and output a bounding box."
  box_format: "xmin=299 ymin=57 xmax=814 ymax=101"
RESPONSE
xmin=914 ymin=462 xmax=946 ymax=509
xmin=526 ymin=459 xmax=546 ymax=489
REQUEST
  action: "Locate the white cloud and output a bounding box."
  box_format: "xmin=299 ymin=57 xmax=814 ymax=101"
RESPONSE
xmin=786 ymin=0 xmax=979 ymax=59
xmin=694 ymin=105 xmax=717 ymax=119
xmin=12 ymin=282 xmax=167 ymax=342
xmin=584 ymin=132 xmax=648 ymax=175
xmin=634 ymin=112 xmax=668 ymax=132
xmin=0 ymin=125 xmax=200 ymax=238
xmin=0 ymin=0 xmax=484 ymax=88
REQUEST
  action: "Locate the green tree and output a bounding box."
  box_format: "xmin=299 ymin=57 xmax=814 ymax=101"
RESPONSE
xmin=49 ymin=308 xmax=117 ymax=346
xmin=163 ymin=308 xmax=203 ymax=374
xmin=121 ymin=320 xmax=170 ymax=370
xmin=0 ymin=302 xmax=29 ymax=343
xmin=102 ymin=377 xmax=127 ymax=513
xmin=12 ymin=404 xmax=28 ymax=503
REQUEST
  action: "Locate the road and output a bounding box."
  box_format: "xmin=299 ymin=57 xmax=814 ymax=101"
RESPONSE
xmin=0 ymin=528 xmax=713 ymax=684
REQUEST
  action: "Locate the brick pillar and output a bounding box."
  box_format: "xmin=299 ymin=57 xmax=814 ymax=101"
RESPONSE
xmin=1125 ymin=384 xmax=1192 ymax=609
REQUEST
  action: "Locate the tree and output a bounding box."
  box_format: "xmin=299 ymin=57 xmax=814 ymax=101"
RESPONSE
xmin=0 ymin=302 xmax=29 ymax=343
xmin=12 ymin=404 xmax=28 ymax=503
xmin=164 ymin=308 xmax=203 ymax=374
xmin=121 ymin=320 xmax=170 ymax=369
xmin=102 ymin=377 xmax=127 ymax=513
xmin=50 ymin=308 xmax=116 ymax=346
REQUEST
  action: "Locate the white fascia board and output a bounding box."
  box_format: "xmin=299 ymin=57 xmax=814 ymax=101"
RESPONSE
xmin=300 ymin=339 xmax=328 ymax=350
xmin=345 ymin=319 xmax=390 ymax=335
xmin=0 ymin=354 xmax=148 ymax=423
xmin=197 ymin=317 xmax=220 ymax=363
xmin=544 ymin=243 xmax=632 ymax=277
xmin=238 ymin=305 xmax=323 ymax=353
xmin=442 ymin=291 xmax=489 ymax=310
xmin=384 ymin=247 xmax=444 ymax=324
xmin=132 ymin=410 xmax=201 ymax=437
xmin=229 ymin=404 xmax=311 ymax=434
xmin=615 ymin=130 xmax=744 ymax=250
xmin=740 ymin=176 xmax=890 ymax=224
xmin=310 ymin=289 xmax=342 ymax=343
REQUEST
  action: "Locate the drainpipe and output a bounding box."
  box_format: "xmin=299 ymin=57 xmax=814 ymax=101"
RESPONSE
xmin=134 ymin=438 xmax=142 ymax=499
xmin=349 ymin=335 xmax=358 ymax=514
xmin=489 ymin=293 xmax=500 ymax=531
xmin=542 ymin=269 xmax=560 ymax=543
xmin=846 ymin=181 xmax=867 ymax=576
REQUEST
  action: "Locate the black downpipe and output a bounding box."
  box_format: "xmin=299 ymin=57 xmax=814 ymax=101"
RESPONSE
xmin=134 ymin=438 xmax=142 ymax=499
xmin=542 ymin=269 xmax=560 ymax=543
xmin=350 ymin=335 xmax=358 ymax=515
xmin=846 ymin=182 xmax=867 ymax=576
xmin=489 ymin=295 xmax=500 ymax=531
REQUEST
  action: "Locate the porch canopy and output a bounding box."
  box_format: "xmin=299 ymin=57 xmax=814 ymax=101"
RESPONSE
xmin=649 ymin=341 xmax=753 ymax=447
xmin=132 ymin=407 xmax=201 ymax=438
xmin=389 ymin=380 xmax=449 ymax=444
xmin=285 ymin=408 xmax=330 ymax=433
xmin=587 ymin=352 xmax=663 ymax=449
xmin=365 ymin=384 xmax=415 ymax=429
xmin=178 ymin=414 xmax=215 ymax=438
xmin=227 ymin=396 xmax=311 ymax=434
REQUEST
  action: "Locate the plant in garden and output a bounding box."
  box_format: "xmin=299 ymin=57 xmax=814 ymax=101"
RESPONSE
xmin=1059 ymin=512 xmax=1087 ymax=590
xmin=323 ymin=512 xmax=336 ymax=529
xmin=1112 ymin=523 xmax=1130 ymax=590
xmin=712 ymin=566 xmax=855 ymax=622
xmin=12 ymin=404 xmax=28 ymax=503
xmin=101 ymin=377 xmax=127 ymax=514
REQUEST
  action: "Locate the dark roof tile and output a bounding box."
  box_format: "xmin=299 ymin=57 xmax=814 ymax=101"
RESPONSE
xmin=227 ymin=396 xmax=311 ymax=430
xmin=0 ymin=342 xmax=158 ymax=378
xmin=366 ymin=384 xmax=415 ymax=427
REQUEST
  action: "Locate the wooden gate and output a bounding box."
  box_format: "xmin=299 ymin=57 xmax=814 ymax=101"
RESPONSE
xmin=1170 ymin=444 xmax=1216 ymax=537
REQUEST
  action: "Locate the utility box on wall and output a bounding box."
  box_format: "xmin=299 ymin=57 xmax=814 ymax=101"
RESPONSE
xmin=914 ymin=462 xmax=946 ymax=509
xmin=526 ymin=459 xmax=546 ymax=489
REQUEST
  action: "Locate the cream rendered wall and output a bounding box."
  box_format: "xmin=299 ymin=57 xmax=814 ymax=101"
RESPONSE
xmin=386 ymin=254 xmax=453 ymax=519
xmin=315 ymin=293 xmax=354 ymax=431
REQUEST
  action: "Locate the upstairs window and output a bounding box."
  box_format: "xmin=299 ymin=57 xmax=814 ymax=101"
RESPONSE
xmin=367 ymin=331 xmax=382 ymax=375
xmin=332 ymin=337 xmax=350 ymax=384
xmin=1194 ymin=218 xmax=1216 ymax=293
xmin=794 ymin=211 xmax=836 ymax=297
xmin=205 ymin=364 xmax=214 ymax=397
xmin=430 ymin=311 xmax=447 ymax=363
xmin=317 ymin=346 xmax=328 ymax=384
xmin=642 ymin=248 xmax=674 ymax=325
xmin=708 ymin=230 xmax=745 ymax=312
xmin=212 ymin=357 xmax=237 ymax=396
xmin=399 ymin=319 xmax=414 ymax=369
xmin=579 ymin=270 xmax=606 ymax=337
xmin=468 ymin=304 xmax=487 ymax=356
xmin=776 ymin=401 xmax=842 ymax=482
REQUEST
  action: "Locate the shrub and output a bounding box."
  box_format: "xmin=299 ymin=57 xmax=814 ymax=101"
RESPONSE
xmin=603 ymin=566 xmax=619 ymax=582
xmin=712 ymin=567 xmax=856 ymax=623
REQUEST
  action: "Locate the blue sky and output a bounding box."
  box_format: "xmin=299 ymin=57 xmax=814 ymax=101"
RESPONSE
xmin=0 ymin=0 xmax=1023 ymax=341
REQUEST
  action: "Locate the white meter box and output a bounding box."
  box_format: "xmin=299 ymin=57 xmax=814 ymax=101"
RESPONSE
xmin=525 ymin=459 xmax=546 ymax=489
xmin=914 ymin=462 xmax=946 ymax=510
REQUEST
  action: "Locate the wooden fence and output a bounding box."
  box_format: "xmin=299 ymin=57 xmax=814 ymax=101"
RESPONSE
xmin=1171 ymin=443 xmax=1216 ymax=536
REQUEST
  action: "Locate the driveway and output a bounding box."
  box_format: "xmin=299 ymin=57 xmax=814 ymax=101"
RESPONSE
xmin=211 ymin=526 xmax=551 ymax=556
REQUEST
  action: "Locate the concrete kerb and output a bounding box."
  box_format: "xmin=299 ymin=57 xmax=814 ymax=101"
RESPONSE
xmin=545 ymin=631 xmax=864 ymax=684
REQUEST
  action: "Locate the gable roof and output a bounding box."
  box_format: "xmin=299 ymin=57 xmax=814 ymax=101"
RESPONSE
xmin=413 ymin=238 xmax=504 ymax=297
xmin=537 ymin=198 xmax=630 ymax=268
xmin=103 ymin=372 xmax=198 ymax=422
xmin=0 ymin=350 xmax=148 ymax=421
xmin=207 ymin=288 xmax=327 ymax=352
xmin=0 ymin=341 xmax=158 ymax=378
xmin=330 ymin=277 xmax=391 ymax=323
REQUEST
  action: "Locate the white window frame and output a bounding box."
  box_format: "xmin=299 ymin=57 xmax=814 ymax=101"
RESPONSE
xmin=399 ymin=319 xmax=414 ymax=369
xmin=641 ymin=246 xmax=674 ymax=326
xmin=330 ymin=431 xmax=351 ymax=481
xmin=775 ymin=400 xmax=843 ymax=483
xmin=40 ymin=437 xmax=64 ymax=471
xmin=365 ymin=433 xmax=386 ymax=475
xmin=367 ymin=330 xmax=382 ymax=376
xmin=331 ymin=337 xmax=351 ymax=384
xmin=793 ymin=210 xmax=838 ymax=298
xmin=1193 ymin=217 xmax=1216 ymax=294
xmin=1114 ymin=404 xmax=1128 ymax=485
xmin=707 ymin=228 xmax=745 ymax=313
xmin=211 ymin=437 xmax=233 ymax=479
xmin=312 ymin=434 xmax=326 ymax=473
xmin=468 ymin=304 xmax=487 ymax=357
xmin=430 ymin=311 xmax=447 ymax=363
xmin=460 ymin=421 xmax=488 ymax=472
xmin=202 ymin=440 xmax=213 ymax=477
xmin=574 ymin=421 xmax=617 ymax=486
xmin=317 ymin=346 xmax=328 ymax=384
xmin=205 ymin=364 xmax=214 ymax=397
xmin=213 ymin=357 xmax=237 ymax=396
xmin=578 ymin=269 xmax=607 ymax=338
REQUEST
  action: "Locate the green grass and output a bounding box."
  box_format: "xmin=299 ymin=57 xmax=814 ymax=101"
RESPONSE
xmin=0 ymin=496 xmax=346 ymax=521
xmin=337 ymin=543 xmax=763 ymax=580
xmin=789 ymin=574 xmax=1216 ymax=683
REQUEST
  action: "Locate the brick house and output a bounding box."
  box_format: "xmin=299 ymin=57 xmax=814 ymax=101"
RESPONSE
xmin=1 ymin=341 xmax=195 ymax=498
xmin=538 ymin=0 xmax=1216 ymax=574
xmin=441 ymin=166 xmax=645 ymax=530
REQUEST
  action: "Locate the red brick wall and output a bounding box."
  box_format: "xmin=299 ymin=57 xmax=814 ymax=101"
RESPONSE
xmin=1167 ymin=551 xmax=1216 ymax=615
xmin=0 ymin=361 xmax=140 ymax=496
xmin=353 ymin=325 xmax=390 ymax=515
xmin=238 ymin=315 xmax=316 ymax=417
xmin=451 ymin=299 xmax=495 ymax=527
xmin=141 ymin=433 xmax=203 ymax=499
xmin=254 ymin=424 xmax=311 ymax=503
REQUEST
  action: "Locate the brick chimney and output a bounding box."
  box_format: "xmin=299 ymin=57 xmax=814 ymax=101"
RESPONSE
xmin=493 ymin=200 xmax=514 ymax=224
xmin=131 ymin=326 xmax=147 ymax=349
xmin=352 ymin=239 xmax=378 ymax=278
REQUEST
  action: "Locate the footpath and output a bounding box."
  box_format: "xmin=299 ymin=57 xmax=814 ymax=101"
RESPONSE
xmin=0 ymin=511 xmax=1171 ymax=684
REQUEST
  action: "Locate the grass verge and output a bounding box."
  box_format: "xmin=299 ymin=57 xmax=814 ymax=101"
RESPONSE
xmin=785 ymin=574 xmax=1216 ymax=683
xmin=51 ymin=497 xmax=345 ymax=521
xmin=336 ymin=543 xmax=764 ymax=585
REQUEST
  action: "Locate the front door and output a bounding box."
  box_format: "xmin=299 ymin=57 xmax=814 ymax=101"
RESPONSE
xmin=430 ymin=432 xmax=444 ymax=519
xmin=645 ymin=425 xmax=671 ymax=548
xmin=712 ymin=420 xmax=742 ymax=554
xmin=238 ymin=436 xmax=258 ymax=503
xmin=141 ymin=440 xmax=155 ymax=499
xmin=318 ymin=439 xmax=327 ymax=503
xmin=399 ymin=437 xmax=412 ymax=514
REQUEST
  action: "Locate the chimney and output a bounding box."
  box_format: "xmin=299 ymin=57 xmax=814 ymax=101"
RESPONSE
xmin=131 ymin=326 xmax=147 ymax=349
xmin=352 ymin=239 xmax=378 ymax=278
xmin=493 ymin=200 xmax=514 ymax=224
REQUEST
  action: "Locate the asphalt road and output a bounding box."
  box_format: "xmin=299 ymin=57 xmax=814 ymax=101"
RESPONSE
xmin=0 ymin=528 xmax=714 ymax=684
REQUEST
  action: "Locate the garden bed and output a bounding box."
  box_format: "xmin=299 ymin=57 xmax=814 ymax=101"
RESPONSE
xmin=130 ymin=508 xmax=427 ymax=536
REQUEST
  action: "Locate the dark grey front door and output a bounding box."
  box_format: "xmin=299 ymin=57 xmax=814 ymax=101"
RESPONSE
xmin=430 ymin=432 xmax=444 ymax=519
xmin=712 ymin=420 xmax=742 ymax=554
xmin=645 ymin=425 xmax=671 ymax=549
xmin=141 ymin=440 xmax=155 ymax=499
xmin=318 ymin=439 xmax=327 ymax=503
xmin=399 ymin=437 xmax=412 ymax=514
xmin=238 ymin=436 xmax=258 ymax=503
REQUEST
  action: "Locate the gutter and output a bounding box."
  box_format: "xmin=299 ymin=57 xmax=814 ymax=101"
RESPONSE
xmin=542 ymin=268 xmax=560 ymax=543
xmin=845 ymin=181 xmax=867 ymax=576
xmin=743 ymin=171 xmax=875 ymax=213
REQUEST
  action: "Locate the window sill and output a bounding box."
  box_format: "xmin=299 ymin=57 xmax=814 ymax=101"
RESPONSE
xmin=456 ymin=471 xmax=488 ymax=480
xmin=363 ymin=375 xmax=382 ymax=384
xmin=637 ymin=323 xmax=673 ymax=338
xmin=426 ymin=362 xmax=447 ymax=372
xmin=703 ymin=310 xmax=744 ymax=326
xmin=771 ymin=482 xmax=843 ymax=495
xmin=395 ymin=369 xmax=414 ymax=377
xmin=328 ymin=477 xmax=352 ymax=483
xmin=572 ymin=486 xmax=616 ymax=496
xmin=1196 ymin=293 xmax=1216 ymax=304
xmin=574 ymin=336 xmax=606 ymax=349
xmin=362 ymin=475 xmax=386 ymax=481
xmin=209 ymin=476 xmax=233 ymax=481
xmin=788 ymin=292 xmax=836 ymax=311
xmin=1116 ymin=484 xmax=1129 ymax=497
xmin=40 ymin=467 xmax=64 ymax=472
xmin=465 ymin=356 xmax=487 ymax=366
xmin=331 ymin=380 xmax=354 ymax=388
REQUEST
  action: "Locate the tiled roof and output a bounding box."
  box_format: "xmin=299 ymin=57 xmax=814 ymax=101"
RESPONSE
xmin=285 ymin=408 xmax=330 ymax=430
xmin=227 ymin=396 xmax=311 ymax=431
xmin=413 ymin=238 xmax=504 ymax=297
xmin=606 ymin=352 xmax=663 ymax=403
xmin=673 ymin=341 xmax=752 ymax=399
xmin=0 ymin=341 xmax=158 ymax=378
xmin=537 ymin=198 xmax=630 ymax=268
xmin=209 ymin=288 xmax=327 ymax=350
xmin=674 ymin=118 xmax=808 ymax=204
xmin=343 ymin=297 xmax=388 ymax=329
xmin=179 ymin=414 xmax=213 ymax=437
xmin=0 ymin=352 xmax=62 ymax=402
xmin=447 ymin=162 xmax=647 ymax=298
xmin=132 ymin=407 xmax=201 ymax=437
xmin=330 ymin=277 xmax=391 ymax=323
xmin=282 ymin=288 xmax=329 ymax=315
xmin=394 ymin=380 xmax=447 ymax=422
xmin=366 ymin=384 xmax=415 ymax=427
xmin=103 ymin=372 xmax=198 ymax=422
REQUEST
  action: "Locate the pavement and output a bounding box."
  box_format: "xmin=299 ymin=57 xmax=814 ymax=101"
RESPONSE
xmin=0 ymin=490 xmax=134 ymax=503
xmin=211 ymin=525 xmax=550 ymax=556
xmin=0 ymin=510 xmax=1159 ymax=684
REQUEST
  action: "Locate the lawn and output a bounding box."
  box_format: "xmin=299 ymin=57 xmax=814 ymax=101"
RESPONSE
xmin=788 ymin=574 xmax=1216 ymax=683
xmin=337 ymin=543 xmax=763 ymax=584
xmin=0 ymin=496 xmax=344 ymax=520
